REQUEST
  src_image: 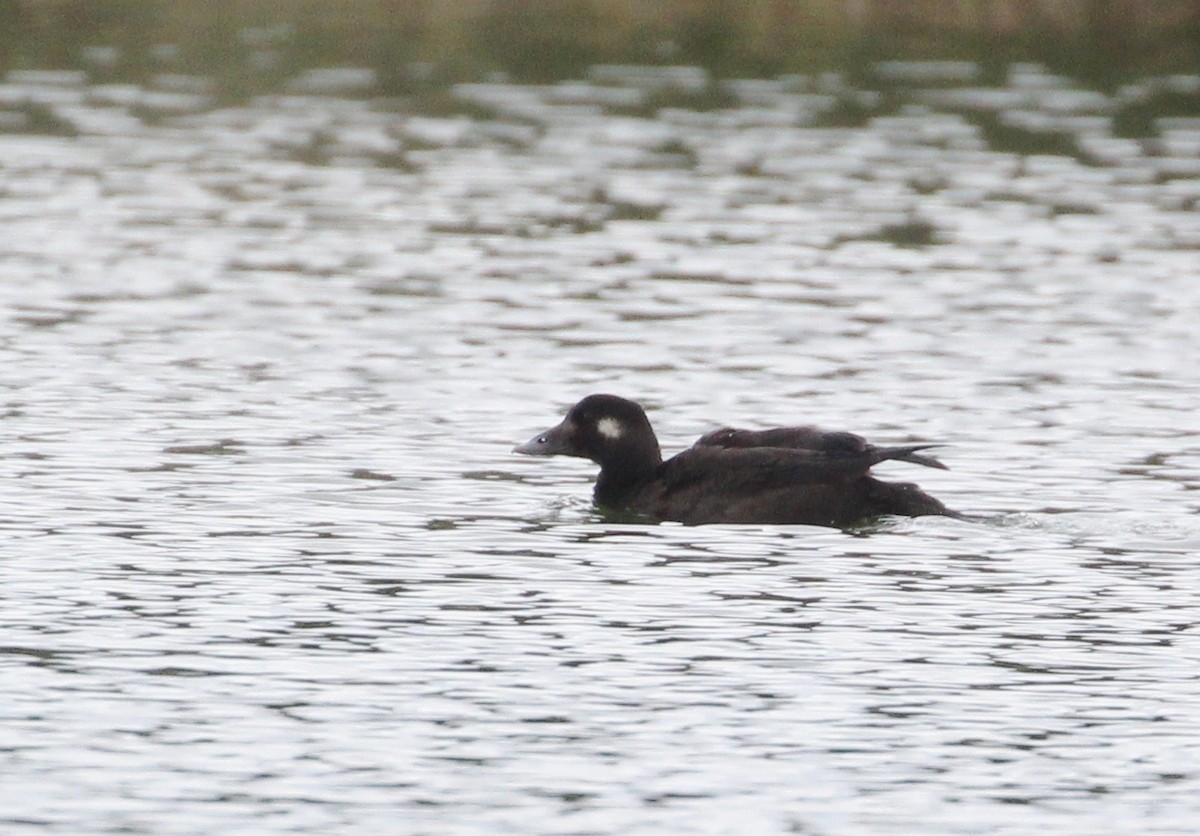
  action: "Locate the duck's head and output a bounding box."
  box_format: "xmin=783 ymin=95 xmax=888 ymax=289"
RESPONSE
xmin=514 ymin=394 xmax=662 ymax=473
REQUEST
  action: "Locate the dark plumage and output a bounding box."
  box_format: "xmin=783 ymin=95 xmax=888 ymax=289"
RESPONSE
xmin=695 ymin=426 xmax=949 ymax=471
xmin=514 ymin=394 xmax=960 ymax=527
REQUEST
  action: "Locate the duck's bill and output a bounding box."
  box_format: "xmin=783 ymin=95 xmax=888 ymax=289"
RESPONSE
xmin=513 ymin=421 xmax=571 ymax=456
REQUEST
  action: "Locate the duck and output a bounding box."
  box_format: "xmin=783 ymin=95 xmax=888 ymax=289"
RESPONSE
xmin=513 ymin=394 xmax=960 ymax=527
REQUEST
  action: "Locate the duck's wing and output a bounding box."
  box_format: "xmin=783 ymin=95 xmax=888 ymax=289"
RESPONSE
xmin=695 ymin=425 xmax=849 ymax=451
xmin=696 ymin=425 xmax=948 ymax=470
xmin=644 ymin=445 xmax=945 ymax=526
xmin=662 ymin=445 xmax=871 ymax=494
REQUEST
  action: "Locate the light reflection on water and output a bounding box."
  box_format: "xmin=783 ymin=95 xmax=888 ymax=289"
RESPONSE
xmin=2 ymin=65 xmax=1199 ymax=833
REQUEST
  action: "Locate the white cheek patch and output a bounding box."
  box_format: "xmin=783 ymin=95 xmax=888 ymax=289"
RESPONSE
xmin=596 ymin=416 xmax=624 ymax=441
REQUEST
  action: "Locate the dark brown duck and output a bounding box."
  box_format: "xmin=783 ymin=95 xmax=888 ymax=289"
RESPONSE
xmin=514 ymin=394 xmax=960 ymax=527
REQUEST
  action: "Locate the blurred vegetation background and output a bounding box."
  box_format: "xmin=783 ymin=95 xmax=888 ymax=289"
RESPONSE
xmin=0 ymin=0 xmax=1198 ymax=91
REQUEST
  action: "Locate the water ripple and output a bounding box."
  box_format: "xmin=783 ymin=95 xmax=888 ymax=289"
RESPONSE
xmin=3 ymin=65 xmax=1200 ymax=833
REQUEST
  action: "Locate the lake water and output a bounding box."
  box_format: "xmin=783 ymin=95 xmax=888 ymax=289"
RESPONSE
xmin=2 ymin=64 xmax=1199 ymax=833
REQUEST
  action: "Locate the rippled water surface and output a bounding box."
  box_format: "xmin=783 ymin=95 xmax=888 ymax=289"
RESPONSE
xmin=3 ymin=66 xmax=1200 ymax=833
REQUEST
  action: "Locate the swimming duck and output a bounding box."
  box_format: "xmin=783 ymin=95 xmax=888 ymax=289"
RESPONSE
xmin=514 ymin=394 xmax=959 ymax=527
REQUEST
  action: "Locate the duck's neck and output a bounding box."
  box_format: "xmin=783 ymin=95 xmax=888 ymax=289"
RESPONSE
xmin=593 ymin=444 xmax=661 ymax=507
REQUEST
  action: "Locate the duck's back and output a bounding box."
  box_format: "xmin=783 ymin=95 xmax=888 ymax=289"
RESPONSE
xmin=696 ymin=425 xmax=948 ymax=471
xmin=613 ymin=445 xmax=952 ymax=526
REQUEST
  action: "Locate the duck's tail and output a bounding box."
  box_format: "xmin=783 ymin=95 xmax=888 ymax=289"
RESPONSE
xmin=870 ymin=444 xmax=949 ymax=471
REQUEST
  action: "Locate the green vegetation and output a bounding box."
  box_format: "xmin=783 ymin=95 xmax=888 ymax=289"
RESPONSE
xmin=1 ymin=0 xmax=1197 ymax=93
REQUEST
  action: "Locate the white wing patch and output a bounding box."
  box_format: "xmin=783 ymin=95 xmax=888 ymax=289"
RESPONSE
xmin=596 ymin=416 xmax=624 ymax=441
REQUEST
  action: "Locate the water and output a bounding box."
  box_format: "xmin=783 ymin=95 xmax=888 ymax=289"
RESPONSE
xmin=2 ymin=65 xmax=1199 ymax=834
